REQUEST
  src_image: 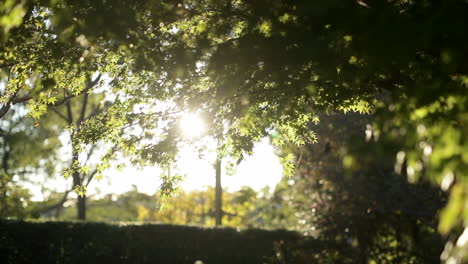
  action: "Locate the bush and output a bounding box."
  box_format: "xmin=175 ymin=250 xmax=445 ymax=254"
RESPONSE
xmin=0 ymin=220 xmax=308 ymax=264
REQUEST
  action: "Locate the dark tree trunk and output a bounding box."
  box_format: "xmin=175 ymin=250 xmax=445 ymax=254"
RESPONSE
xmin=72 ymin=142 xmax=86 ymax=220
xmin=0 ymin=143 xmax=10 ymax=216
xmin=77 ymin=194 xmax=86 ymax=220
xmin=215 ymin=157 xmax=222 ymax=226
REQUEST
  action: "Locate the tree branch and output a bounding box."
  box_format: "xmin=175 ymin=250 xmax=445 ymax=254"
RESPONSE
xmin=85 ymin=94 xmax=119 ymax=121
xmin=0 ymin=63 xmax=14 ymax=69
xmin=79 ymin=93 xmax=89 ymax=124
xmin=65 ymin=94 xmax=74 ymax=125
xmin=52 ymin=74 xmax=102 ymax=107
xmin=50 ymin=107 xmax=71 ymax=123
xmin=85 ymin=143 xmax=119 ymax=187
xmin=0 ymin=87 xmax=21 ymax=119
xmin=85 ymin=168 xmax=99 ymax=187
xmin=11 ymin=95 xmax=32 ymax=104
xmin=0 ymin=73 xmax=102 ymax=118
xmin=84 ymin=143 xmax=97 ymax=165
xmin=85 ymin=104 xmax=104 ymax=121
xmin=35 ymin=188 xmax=72 ymax=217
xmin=0 ymin=104 xmax=12 ymax=119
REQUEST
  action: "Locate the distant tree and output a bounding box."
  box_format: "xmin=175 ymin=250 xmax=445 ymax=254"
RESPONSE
xmin=57 ymin=187 xmax=155 ymax=222
xmin=51 ymin=81 xmax=118 ymax=220
xmin=134 ymin=187 xmax=258 ymax=227
xmin=246 ymin=185 xmax=300 ymax=230
xmin=2 ymin=1 xmax=468 ymax=260
xmin=0 ymin=109 xmax=60 ymax=218
xmin=50 ymin=186 xmax=260 ymax=226
xmin=279 ymin=113 xmax=445 ymax=263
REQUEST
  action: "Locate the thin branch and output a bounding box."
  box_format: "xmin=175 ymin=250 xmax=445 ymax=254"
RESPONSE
xmin=79 ymin=93 xmax=89 ymax=123
xmin=0 ymin=72 xmax=21 ymax=118
xmin=77 ymin=75 xmax=99 ymax=123
xmin=0 ymin=63 xmax=14 ymax=69
xmin=65 ymin=95 xmax=74 ymax=125
xmin=85 ymin=143 xmax=119 ymax=187
xmin=84 ymin=143 xmax=97 ymax=165
xmin=11 ymin=95 xmax=32 ymax=104
xmin=0 ymin=104 xmax=12 ymax=119
xmin=36 ymin=188 xmax=72 ymax=217
xmin=85 ymin=93 xmax=118 ymax=121
xmin=1 ymin=72 xmax=102 ymax=119
xmin=85 ymin=168 xmax=99 ymax=187
xmin=85 ymin=104 xmax=104 ymax=120
xmin=50 ymin=107 xmax=71 ymax=123
xmin=52 ymin=74 xmax=101 ymax=107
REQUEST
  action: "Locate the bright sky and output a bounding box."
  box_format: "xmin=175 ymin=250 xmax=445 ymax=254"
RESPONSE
xmin=26 ymin=112 xmax=284 ymax=201
xmin=16 ymin=81 xmax=284 ymax=201
xmin=90 ymin=137 xmax=283 ymax=196
xmin=91 ymin=113 xmax=284 ymax=196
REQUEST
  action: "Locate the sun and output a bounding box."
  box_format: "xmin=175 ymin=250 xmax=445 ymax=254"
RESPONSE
xmin=180 ymin=112 xmax=205 ymax=138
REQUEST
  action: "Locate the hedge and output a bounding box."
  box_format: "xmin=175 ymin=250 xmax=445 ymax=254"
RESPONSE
xmin=0 ymin=220 xmax=308 ymax=264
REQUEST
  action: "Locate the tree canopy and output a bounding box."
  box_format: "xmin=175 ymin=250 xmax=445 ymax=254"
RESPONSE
xmin=2 ymin=0 xmax=468 ymax=261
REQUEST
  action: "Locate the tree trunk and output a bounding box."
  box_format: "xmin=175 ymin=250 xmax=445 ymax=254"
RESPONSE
xmin=0 ymin=144 xmax=10 ymax=217
xmin=215 ymin=157 xmax=222 ymax=226
xmin=77 ymin=194 xmax=86 ymax=220
xmin=71 ymin=141 xmax=86 ymax=220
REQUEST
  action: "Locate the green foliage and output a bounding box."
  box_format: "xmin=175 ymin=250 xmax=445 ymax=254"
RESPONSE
xmin=0 ymin=109 xmax=60 ymax=218
xmin=1 ymin=1 xmax=468 ymax=261
xmin=0 ymin=220 xmax=304 ymax=264
xmin=279 ymin=153 xmax=296 ymax=178
xmin=141 ymin=186 xmax=261 ymax=227
xmin=0 ymin=0 xmax=28 ymax=40
xmin=0 ymin=173 xmax=32 ymax=219
xmin=55 ymin=187 xmax=271 ymax=228
xmin=58 ymin=188 xmax=156 ymax=222
xmin=278 ymin=113 xmax=445 ymax=263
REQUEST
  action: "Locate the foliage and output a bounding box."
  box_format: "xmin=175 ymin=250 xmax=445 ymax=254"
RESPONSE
xmin=250 ymin=184 xmax=300 ymax=231
xmin=0 ymin=181 xmax=31 ymax=219
xmin=2 ymin=1 xmax=468 ymax=261
xmin=0 ymin=220 xmax=304 ymax=264
xmin=44 ymin=185 xmax=297 ymax=231
xmin=54 ymin=187 xmax=261 ymax=228
xmin=57 ymin=187 xmax=155 ymax=222
xmin=279 ymin=113 xmax=445 ymax=263
xmin=0 ymin=109 xmax=60 ymax=218
xmin=140 ymin=186 xmax=258 ymax=227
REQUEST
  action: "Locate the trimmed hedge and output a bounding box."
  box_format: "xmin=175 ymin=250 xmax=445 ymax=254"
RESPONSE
xmin=0 ymin=220 xmax=303 ymax=264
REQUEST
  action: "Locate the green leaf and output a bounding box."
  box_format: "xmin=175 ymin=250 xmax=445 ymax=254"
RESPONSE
xmin=74 ymin=185 xmax=88 ymax=198
xmin=439 ymin=184 xmax=465 ymax=234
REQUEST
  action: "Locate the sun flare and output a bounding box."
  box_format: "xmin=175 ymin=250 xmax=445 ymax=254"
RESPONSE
xmin=180 ymin=112 xmax=206 ymax=138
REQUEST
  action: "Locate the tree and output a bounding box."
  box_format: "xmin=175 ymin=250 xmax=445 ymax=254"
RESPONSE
xmin=50 ymin=79 xmax=118 ymax=220
xmin=150 ymin=1 xmax=468 ymax=260
xmin=2 ymin=1 xmax=468 ymax=260
xmin=137 ymin=187 xmax=258 ymax=227
xmin=277 ymin=113 xmax=445 ymax=263
xmin=0 ymin=108 xmax=60 ymax=218
xmin=51 ymin=186 xmax=260 ymax=227
xmin=214 ymin=157 xmax=223 ymax=226
xmin=57 ymin=186 xmax=156 ymax=222
xmin=1 ymin=1 xmax=187 ymax=213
